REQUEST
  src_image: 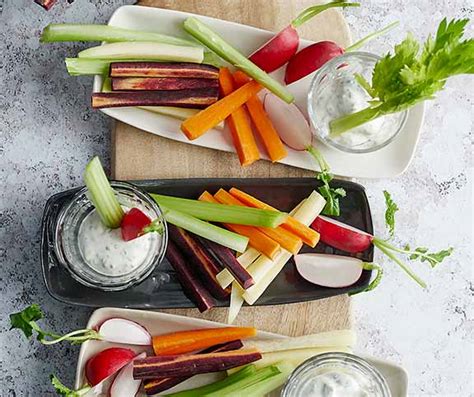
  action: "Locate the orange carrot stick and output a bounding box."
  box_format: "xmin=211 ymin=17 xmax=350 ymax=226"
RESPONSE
xmin=199 ymin=191 xmax=281 ymax=259
xmin=152 ymin=327 xmax=257 ymax=356
xmin=214 ymin=189 xmax=303 ymax=255
xmin=229 ymin=187 xmax=320 ymax=247
xmin=218 ymin=68 xmax=260 ymax=166
xmin=233 ymin=71 xmax=287 ymax=162
xmin=181 ymin=77 xmax=262 ymax=140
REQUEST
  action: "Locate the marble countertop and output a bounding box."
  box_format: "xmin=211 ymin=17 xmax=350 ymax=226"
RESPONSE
xmin=0 ymin=0 xmax=472 ymax=395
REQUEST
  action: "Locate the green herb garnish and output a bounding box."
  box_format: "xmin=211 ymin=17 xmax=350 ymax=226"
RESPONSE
xmin=51 ymin=375 xmax=91 ymax=397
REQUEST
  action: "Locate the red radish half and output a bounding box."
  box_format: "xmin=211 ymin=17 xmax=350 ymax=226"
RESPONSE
xmin=263 ymin=93 xmax=312 ymax=151
xmin=98 ymin=318 xmax=152 ymax=346
xmin=285 ymin=41 xmax=344 ymax=84
xmin=109 ymin=352 xmax=146 ymax=397
xmin=312 ymin=216 xmax=373 ymax=253
xmin=121 ymin=208 xmax=152 ymax=241
xmin=85 ymin=347 xmax=136 ymax=386
xmin=295 ymin=253 xmax=363 ymax=288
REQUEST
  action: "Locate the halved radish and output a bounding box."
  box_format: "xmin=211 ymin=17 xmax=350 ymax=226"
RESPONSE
xmin=98 ymin=318 xmax=152 ymax=346
xmin=295 ymin=253 xmax=363 ymax=288
xmin=109 ymin=352 xmax=146 ymax=397
xmin=312 ymin=216 xmax=373 ymax=253
xmin=85 ymin=347 xmax=136 ymax=386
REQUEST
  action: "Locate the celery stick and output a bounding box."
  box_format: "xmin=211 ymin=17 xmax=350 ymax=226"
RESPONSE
xmin=83 ymin=156 xmax=124 ymax=229
xmin=237 ymin=362 xmax=294 ymax=397
xmin=205 ymin=366 xmax=281 ymax=397
xmin=152 ymin=194 xmax=287 ymax=228
xmin=161 ymin=207 xmax=248 ymax=253
xmin=41 ymin=24 xmax=199 ymax=47
xmin=165 ymin=365 xmax=257 ymax=397
xmin=183 ymin=17 xmax=294 ymax=103
xmin=78 ymin=42 xmax=204 ymax=64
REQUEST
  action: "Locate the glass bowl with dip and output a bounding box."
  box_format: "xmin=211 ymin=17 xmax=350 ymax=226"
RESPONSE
xmin=54 ymin=181 xmax=168 ymax=291
xmin=308 ymin=52 xmax=408 ymax=154
xmin=281 ymin=352 xmax=391 ymax=397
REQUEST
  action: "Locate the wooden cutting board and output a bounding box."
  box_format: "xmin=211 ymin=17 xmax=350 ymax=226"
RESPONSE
xmin=111 ymin=0 xmax=352 ymax=335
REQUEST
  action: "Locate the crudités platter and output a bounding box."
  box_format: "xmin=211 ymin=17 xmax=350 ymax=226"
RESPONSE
xmin=41 ymin=177 xmax=373 ymax=309
xmin=74 ymin=307 xmax=408 ymax=396
xmin=96 ymin=5 xmax=425 ymax=178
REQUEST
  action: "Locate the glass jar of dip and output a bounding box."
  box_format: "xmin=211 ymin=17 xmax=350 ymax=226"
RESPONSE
xmin=54 ymin=181 xmax=168 ymax=291
xmin=308 ymin=52 xmax=408 ymax=154
xmin=281 ymin=352 xmax=391 ymax=397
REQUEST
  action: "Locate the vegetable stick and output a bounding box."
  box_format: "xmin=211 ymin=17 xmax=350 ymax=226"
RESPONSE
xmin=181 ymin=80 xmax=262 ymax=140
xmin=243 ymin=330 xmax=356 ymax=353
xmin=233 ymin=71 xmax=287 ymax=162
xmin=219 ymin=68 xmax=260 ymax=166
xmin=230 ymin=187 xmax=320 ymax=247
xmin=111 ymin=77 xmax=218 ymax=91
xmin=228 ymin=283 xmax=245 ymax=324
xmin=152 ymin=327 xmax=257 ymax=356
xmin=215 ymin=189 xmax=303 ymax=254
xmin=199 ymin=191 xmax=281 ymax=259
xmin=217 ymin=247 xmax=260 ymax=289
xmin=110 ymin=62 xmax=218 ymax=78
xmin=243 ymin=191 xmax=326 ymax=305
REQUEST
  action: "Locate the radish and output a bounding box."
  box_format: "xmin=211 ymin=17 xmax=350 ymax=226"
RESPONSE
xmin=86 ymin=347 xmax=136 ymax=386
xmin=285 ymin=21 xmax=399 ymax=84
xmin=120 ymin=207 xmax=164 ymax=241
xmin=109 ymin=352 xmax=146 ymax=397
xmin=249 ymin=1 xmax=359 ymax=72
xmin=98 ymin=318 xmax=152 ymax=346
xmin=295 ymin=253 xmax=363 ymax=288
xmin=263 ymin=93 xmax=345 ymax=216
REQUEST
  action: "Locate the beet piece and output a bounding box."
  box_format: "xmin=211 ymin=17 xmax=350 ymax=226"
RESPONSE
xmin=110 ymin=62 xmax=219 ymax=79
xmin=166 ymin=240 xmax=216 ymax=312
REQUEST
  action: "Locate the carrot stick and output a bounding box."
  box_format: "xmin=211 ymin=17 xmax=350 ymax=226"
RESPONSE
xmin=233 ymin=71 xmax=287 ymax=162
xmin=199 ymin=191 xmax=281 ymax=259
xmin=218 ymin=68 xmax=260 ymax=166
xmin=215 ymin=189 xmax=303 ymax=254
xmin=229 ymin=187 xmax=320 ymax=247
xmin=181 ymin=77 xmax=262 ymax=140
xmin=152 ymin=327 xmax=257 ymax=356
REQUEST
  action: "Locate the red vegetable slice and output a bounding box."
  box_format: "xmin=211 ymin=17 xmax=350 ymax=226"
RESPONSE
xmin=34 ymin=0 xmax=57 ymax=10
xmin=109 ymin=352 xmax=146 ymax=397
xmin=120 ymin=208 xmax=152 ymax=241
xmin=85 ymin=347 xmax=136 ymax=386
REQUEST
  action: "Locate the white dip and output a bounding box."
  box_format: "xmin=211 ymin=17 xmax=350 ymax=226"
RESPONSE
xmin=316 ymin=75 xmax=403 ymax=150
xmin=78 ymin=209 xmax=157 ymax=277
xmin=299 ymin=367 xmax=381 ymax=397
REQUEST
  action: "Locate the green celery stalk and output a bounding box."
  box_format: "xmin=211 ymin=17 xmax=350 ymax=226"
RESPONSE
xmin=183 ymin=17 xmax=294 ymax=103
xmin=165 ymin=366 xmax=257 ymax=397
xmin=152 ymin=194 xmax=287 ymax=228
xmin=41 ymin=24 xmax=199 ymax=47
xmin=83 ymin=157 xmax=124 ymax=229
xmin=162 ymin=207 xmax=249 ymax=252
xmin=205 ymin=365 xmax=281 ymax=397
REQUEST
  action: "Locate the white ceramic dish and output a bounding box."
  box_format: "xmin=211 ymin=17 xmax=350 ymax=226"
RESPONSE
xmin=93 ymin=5 xmax=424 ymax=179
xmin=75 ymin=307 xmax=408 ymax=396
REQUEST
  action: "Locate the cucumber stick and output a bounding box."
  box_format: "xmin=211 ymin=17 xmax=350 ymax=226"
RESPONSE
xmin=83 ymin=157 xmax=124 ymax=229
xmin=183 ymin=17 xmax=294 ymax=103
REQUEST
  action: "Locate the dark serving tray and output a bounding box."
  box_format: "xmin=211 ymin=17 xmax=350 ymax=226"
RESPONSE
xmin=41 ymin=178 xmax=373 ymax=308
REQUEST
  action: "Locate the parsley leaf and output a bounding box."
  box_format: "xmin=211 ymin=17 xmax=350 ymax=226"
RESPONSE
xmin=330 ymin=18 xmax=474 ymax=135
xmin=383 ymin=190 xmax=398 ymax=238
xmin=10 ymin=304 xmax=44 ymax=339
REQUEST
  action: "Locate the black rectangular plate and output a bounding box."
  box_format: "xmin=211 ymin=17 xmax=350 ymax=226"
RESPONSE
xmin=41 ymin=178 xmax=373 ymax=308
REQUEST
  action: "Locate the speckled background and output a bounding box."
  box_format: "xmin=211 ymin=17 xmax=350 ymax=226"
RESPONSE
xmin=0 ymin=0 xmax=472 ymax=396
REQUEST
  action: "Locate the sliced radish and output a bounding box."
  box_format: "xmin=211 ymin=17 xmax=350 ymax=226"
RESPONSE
xmin=263 ymin=93 xmax=312 ymax=151
xmin=121 ymin=208 xmax=152 ymax=242
xmin=312 ymin=216 xmax=373 ymax=253
xmin=109 ymin=352 xmax=146 ymax=397
xmin=295 ymin=253 xmax=363 ymax=288
xmin=98 ymin=318 xmax=152 ymax=346
xmin=85 ymin=347 xmax=136 ymax=386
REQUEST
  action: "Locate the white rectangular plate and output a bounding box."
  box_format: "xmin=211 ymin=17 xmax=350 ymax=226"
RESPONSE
xmin=75 ymin=307 xmax=408 ymax=396
xmin=94 ymin=5 xmax=424 ymax=179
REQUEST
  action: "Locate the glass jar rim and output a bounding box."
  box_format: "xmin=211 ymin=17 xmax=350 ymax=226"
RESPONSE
xmin=307 ymin=51 xmax=408 ymax=154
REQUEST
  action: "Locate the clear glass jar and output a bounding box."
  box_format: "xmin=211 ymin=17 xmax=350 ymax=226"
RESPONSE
xmin=54 ymin=181 xmax=168 ymax=291
xmin=308 ymin=52 xmax=407 ymax=154
xmin=281 ymin=352 xmax=391 ymax=397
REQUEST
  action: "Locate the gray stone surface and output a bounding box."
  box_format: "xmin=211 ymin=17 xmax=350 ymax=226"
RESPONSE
xmin=0 ymin=0 xmax=472 ymax=396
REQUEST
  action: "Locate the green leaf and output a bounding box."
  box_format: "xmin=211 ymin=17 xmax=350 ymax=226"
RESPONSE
xmin=409 ymin=247 xmax=454 ymax=267
xmin=383 ymin=190 xmax=398 ymax=238
xmin=10 ymin=304 xmax=43 ymax=339
xmin=349 ymin=262 xmax=383 ymax=295
xmin=318 ymin=173 xmax=346 ymax=216
xmin=51 ymin=375 xmax=91 ymax=397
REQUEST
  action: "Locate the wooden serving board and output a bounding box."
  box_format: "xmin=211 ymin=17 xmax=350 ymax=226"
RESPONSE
xmin=112 ymin=0 xmax=352 ymax=335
